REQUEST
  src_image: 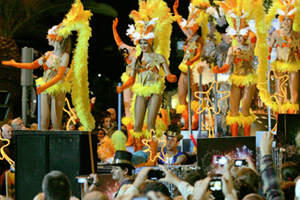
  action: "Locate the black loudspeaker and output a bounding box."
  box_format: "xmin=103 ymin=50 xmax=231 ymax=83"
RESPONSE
xmin=14 ymin=130 xmax=98 ymax=200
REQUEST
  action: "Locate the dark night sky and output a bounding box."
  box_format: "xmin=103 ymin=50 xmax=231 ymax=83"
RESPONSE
xmin=14 ymin=0 xmax=192 ymax=111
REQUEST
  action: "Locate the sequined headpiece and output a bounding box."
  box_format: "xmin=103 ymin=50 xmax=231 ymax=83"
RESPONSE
xmin=277 ymin=0 xmax=297 ymax=22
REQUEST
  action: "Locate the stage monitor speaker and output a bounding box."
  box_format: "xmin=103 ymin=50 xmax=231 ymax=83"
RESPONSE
xmin=14 ymin=130 xmax=98 ymax=200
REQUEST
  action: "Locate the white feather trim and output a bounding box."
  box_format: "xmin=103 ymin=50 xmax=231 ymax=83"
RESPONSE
xmin=219 ymin=7 xmax=225 ymax=17
xmin=287 ymin=7 xmax=297 ymax=16
xmin=228 ymin=12 xmax=237 ymax=19
xmin=148 ymin=17 xmax=158 ymax=26
xmin=188 ymin=3 xmax=193 ymax=13
xmin=218 ymin=73 xmax=230 ymax=82
xmin=248 ymin=20 xmax=257 ymax=33
xmin=192 ymin=60 xmax=214 ymax=85
xmin=240 ymin=27 xmax=250 ymax=36
xmin=277 ymin=9 xmax=286 ymax=15
xmin=290 ymin=0 xmax=296 ymax=5
xmin=180 ymin=18 xmax=187 ymax=28
xmin=48 ymin=25 xmax=59 ymax=35
xmin=206 ymin=7 xmax=219 ymax=18
xmin=144 ymin=32 xmax=155 ymax=39
xmin=226 ymin=27 xmax=237 ymax=36
xmin=126 ymin=24 xmax=135 ymax=36
xmin=132 ymin=32 xmax=141 ymax=40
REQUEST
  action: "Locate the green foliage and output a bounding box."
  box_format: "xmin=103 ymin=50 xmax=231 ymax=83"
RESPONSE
xmin=0 ymin=0 xmax=117 ymax=38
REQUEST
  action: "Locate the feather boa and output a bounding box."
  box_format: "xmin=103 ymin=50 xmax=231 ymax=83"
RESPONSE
xmin=58 ymin=0 xmax=95 ymax=130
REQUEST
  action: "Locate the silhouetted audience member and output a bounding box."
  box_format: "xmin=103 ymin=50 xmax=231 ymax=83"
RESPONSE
xmin=281 ymin=181 xmax=295 ymax=200
xmin=42 ymin=171 xmax=71 ymax=200
xmin=281 ymin=161 xmax=299 ymax=182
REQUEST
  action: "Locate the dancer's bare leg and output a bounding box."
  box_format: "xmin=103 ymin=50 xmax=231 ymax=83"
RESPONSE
xmin=51 ymin=93 xmax=66 ymax=130
xmin=41 ymin=93 xmax=51 ymax=130
xmin=275 ymin=71 xmax=285 ymax=104
xmin=134 ymin=95 xmax=147 ymax=132
xmin=147 ymin=94 xmax=162 ymax=130
xmin=178 ymin=73 xmax=188 ymax=105
xmin=230 ymin=84 xmax=242 ymax=116
xmin=123 ymin=88 xmax=133 ymax=118
xmin=241 ymin=84 xmax=256 ymax=116
xmin=289 ymin=71 xmax=299 ymax=104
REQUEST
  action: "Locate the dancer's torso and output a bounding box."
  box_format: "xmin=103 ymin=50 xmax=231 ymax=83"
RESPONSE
xmin=232 ymin=45 xmax=254 ymax=76
xmin=183 ymin=35 xmax=200 ymax=61
xmin=137 ymin=53 xmax=165 ymax=86
xmin=43 ymin=51 xmax=67 ymax=83
xmin=274 ymin=30 xmax=299 ymax=63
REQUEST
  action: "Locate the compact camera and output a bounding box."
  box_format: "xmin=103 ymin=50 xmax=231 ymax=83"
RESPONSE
xmin=234 ymin=159 xmax=247 ymax=167
xmin=147 ymin=169 xmax=165 ymax=180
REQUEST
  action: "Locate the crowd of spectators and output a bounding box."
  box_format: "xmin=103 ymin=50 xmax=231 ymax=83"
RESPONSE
xmin=0 ymin=115 xmax=299 ymax=199
xmin=2 ymin=131 xmax=293 ymax=200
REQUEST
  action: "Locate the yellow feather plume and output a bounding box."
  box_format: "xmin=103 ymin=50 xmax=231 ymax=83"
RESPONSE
xmin=58 ymin=0 xmax=95 ymax=130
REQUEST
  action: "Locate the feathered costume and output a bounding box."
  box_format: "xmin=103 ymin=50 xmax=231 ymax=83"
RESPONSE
xmin=119 ymin=0 xmax=178 ymax=141
xmin=214 ymin=0 xmax=267 ymax=136
xmin=257 ymin=0 xmax=300 ymax=113
xmin=1 ymin=0 xmax=95 ymax=131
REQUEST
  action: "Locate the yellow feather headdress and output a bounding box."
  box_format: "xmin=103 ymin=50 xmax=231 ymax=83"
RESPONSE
xmin=126 ymin=0 xmax=178 ymax=65
xmin=266 ymin=0 xmax=300 ymax=32
xmin=215 ymin=0 xmax=255 ymax=36
xmin=180 ymin=0 xmax=210 ymax=42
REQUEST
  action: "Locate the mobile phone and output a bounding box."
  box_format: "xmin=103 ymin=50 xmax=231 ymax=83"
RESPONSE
xmin=234 ymin=159 xmax=247 ymax=167
xmin=147 ymin=169 xmax=165 ymax=180
xmin=76 ymin=176 xmax=93 ymax=184
xmin=209 ymin=177 xmax=222 ymax=191
xmin=212 ymin=155 xmax=227 ymax=165
xmin=76 ymin=176 xmax=87 ymax=184
xmin=133 ymin=197 xmax=149 ymax=200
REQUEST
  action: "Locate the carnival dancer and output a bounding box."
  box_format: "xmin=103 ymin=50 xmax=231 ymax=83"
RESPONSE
xmin=213 ymin=0 xmax=259 ymax=136
xmin=116 ymin=0 xmax=177 ymax=150
xmin=203 ymin=6 xmax=232 ymax=135
xmin=2 ymin=27 xmax=71 ymax=130
xmin=173 ymin=0 xmax=211 ymax=130
xmin=2 ymin=0 xmax=95 ymax=131
xmin=112 ymin=18 xmax=135 ymax=119
xmin=266 ymin=0 xmax=300 ymax=114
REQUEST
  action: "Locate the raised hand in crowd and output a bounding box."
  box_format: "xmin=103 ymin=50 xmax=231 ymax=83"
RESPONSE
xmin=84 ymin=173 xmax=99 ymax=194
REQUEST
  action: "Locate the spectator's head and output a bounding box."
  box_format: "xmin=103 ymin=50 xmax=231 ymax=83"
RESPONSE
xmin=281 ymin=181 xmax=295 ymax=200
xmin=97 ymin=128 xmax=106 ymax=141
xmin=107 ymin=108 xmax=116 ymax=122
xmin=33 ymin=192 xmax=44 ymax=200
xmin=164 ymin=124 xmax=183 ymax=151
xmin=83 ymin=191 xmax=109 ymax=200
xmin=236 ymin=167 xmax=259 ymax=191
xmin=102 ymin=116 xmax=111 ymax=130
xmin=111 ymin=151 xmax=134 ymax=182
xmin=1 ymin=124 xmax=13 ymax=140
xmin=242 ymin=193 xmax=264 ymax=200
xmin=281 ymin=161 xmax=299 ymax=182
xmin=185 ymin=171 xmax=201 ymax=186
xmin=42 ymin=170 xmax=71 ymax=200
xmin=234 ymin=179 xmax=256 ymax=200
xmin=142 ymin=182 xmax=171 ymax=198
xmin=30 ymin=123 xmax=38 ymax=130
xmin=11 ymin=117 xmax=26 ymax=130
